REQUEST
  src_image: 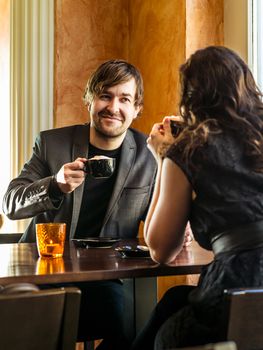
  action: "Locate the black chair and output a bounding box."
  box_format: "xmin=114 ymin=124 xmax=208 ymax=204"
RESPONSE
xmin=178 ymin=342 xmax=237 ymax=350
xmin=0 ymin=283 xmax=81 ymax=350
xmin=224 ymin=287 xmax=263 ymax=350
xmin=0 ymin=233 xmax=23 ymax=243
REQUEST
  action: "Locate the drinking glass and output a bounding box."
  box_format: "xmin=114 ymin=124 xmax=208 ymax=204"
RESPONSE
xmin=36 ymin=223 xmax=66 ymax=258
xmin=36 ymin=257 xmax=65 ymax=274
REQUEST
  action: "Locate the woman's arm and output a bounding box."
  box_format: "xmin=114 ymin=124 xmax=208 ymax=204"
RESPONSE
xmin=144 ymin=118 xmax=192 ymax=264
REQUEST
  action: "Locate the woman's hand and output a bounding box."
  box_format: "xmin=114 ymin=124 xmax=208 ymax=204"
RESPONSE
xmin=183 ymin=222 xmax=194 ymax=247
xmin=147 ymin=116 xmax=182 ymax=161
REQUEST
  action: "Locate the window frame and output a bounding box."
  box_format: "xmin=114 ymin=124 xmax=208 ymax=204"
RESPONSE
xmin=248 ymin=0 xmax=263 ymax=90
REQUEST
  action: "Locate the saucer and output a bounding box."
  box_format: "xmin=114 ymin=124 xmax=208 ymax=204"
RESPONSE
xmin=115 ymin=245 xmax=150 ymax=258
xmin=72 ymin=237 xmax=120 ymax=248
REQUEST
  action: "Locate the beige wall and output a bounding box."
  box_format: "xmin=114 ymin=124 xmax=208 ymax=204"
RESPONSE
xmin=224 ymin=0 xmax=248 ymax=62
xmin=186 ymin=0 xmax=224 ymax=58
xmin=54 ymin=0 xmax=129 ymax=127
xmin=54 ymin=0 xmax=223 ymax=134
xmin=129 ymin=0 xmax=186 ymax=133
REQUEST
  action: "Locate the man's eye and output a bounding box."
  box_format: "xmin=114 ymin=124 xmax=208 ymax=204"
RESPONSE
xmin=121 ymin=97 xmax=130 ymax=103
xmin=100 ymin=94 xmax=110 ymax=100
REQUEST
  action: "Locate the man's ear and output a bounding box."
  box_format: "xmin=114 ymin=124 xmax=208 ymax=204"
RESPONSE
xmin=134 ymin=105 xmax=142 ymax=119
xmin=87 ymin=103 xmax=91 ymax=112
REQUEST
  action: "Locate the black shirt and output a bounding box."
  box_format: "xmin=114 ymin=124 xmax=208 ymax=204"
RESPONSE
xmin=75 ymin=143 xmax=121 ymax=238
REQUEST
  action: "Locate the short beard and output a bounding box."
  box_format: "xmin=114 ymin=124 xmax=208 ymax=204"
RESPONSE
xmin=93 ymin=120 xmax=127 ymax=139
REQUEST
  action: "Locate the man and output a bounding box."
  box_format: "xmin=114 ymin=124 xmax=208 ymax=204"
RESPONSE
xmin=3 ymin=60 xmax=156 ymax=349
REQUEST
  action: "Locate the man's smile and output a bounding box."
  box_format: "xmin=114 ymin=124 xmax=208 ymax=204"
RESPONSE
xmin=99 ymin=113 xmax=123 ymax=123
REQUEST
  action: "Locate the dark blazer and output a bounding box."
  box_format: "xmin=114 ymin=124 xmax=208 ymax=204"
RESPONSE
xmin=3 ymin=124 xmax=156 ymax=242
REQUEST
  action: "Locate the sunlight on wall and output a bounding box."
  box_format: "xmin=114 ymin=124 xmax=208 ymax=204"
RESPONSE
xmin=224 ymin=0 xmax=248 ymax=63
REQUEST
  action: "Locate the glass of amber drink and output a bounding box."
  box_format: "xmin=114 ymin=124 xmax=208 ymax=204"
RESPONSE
xmin=36 ymin=257 xmax=65 ymax=274
xmin=36 ymin=223 xmax=66 ymax=258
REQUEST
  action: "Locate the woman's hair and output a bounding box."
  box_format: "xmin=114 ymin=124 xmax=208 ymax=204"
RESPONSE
xmin=175 ymin=45 xmax=263 ymax=171
xmin=83 ymin=59 xmax=144 ymax=109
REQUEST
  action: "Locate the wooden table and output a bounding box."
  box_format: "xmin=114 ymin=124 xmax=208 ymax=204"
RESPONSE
xmin=0 ymin=239 xmax=213 ymax=284
xmin=0 ymin=239 xmax=213 ymax=338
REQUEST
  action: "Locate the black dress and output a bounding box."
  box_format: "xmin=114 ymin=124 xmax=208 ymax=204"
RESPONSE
xmin=132 ymin=132 xmax=263 ymax=350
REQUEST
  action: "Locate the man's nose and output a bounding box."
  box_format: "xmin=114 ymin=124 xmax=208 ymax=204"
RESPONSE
xmin=107 ymin=98 xmax=120 ymax=114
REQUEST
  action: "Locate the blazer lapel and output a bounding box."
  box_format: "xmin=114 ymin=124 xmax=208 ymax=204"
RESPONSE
xmin=70 ymin=124 xmax=90 ymax=238
xmin=101 ymin=129 xmax=136 ymax=235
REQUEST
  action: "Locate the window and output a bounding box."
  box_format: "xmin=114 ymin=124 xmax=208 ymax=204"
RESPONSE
xmin=0 ymin=0 xmax=54 ymax=233
xmin=248 ymin=0 xmax=263 ymax=90
xmin=0 ymin=0 xmax=13 ymax=232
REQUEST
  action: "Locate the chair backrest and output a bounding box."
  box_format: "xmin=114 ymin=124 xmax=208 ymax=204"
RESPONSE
xmin=0 ymin=283 xmax=81 ymax=350
xmin=224 ymin=288 xmax=263 ymax=350
xmin=178 ymin=342 xmax=237 ymax=350
xmin=0 ymin=233 xmax=23 ymax=243
xmin=0 ymin=213 xmax=3 ymax=228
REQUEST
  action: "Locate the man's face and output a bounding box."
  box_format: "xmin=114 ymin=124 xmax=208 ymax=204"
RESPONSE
xmin=88 ymin=78 xmax=141 ymax=139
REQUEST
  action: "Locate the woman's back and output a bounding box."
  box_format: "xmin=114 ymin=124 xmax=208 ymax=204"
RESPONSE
xmin=167 ymin=131 xmax=263 ymax=250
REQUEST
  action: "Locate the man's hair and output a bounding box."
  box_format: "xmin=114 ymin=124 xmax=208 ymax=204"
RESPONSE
xmin=83 ymin=59 xmax=144 ymax=108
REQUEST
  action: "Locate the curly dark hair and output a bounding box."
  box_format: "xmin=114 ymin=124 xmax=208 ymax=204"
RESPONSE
xmin=175 ymin=46 xmax=263 ymax=171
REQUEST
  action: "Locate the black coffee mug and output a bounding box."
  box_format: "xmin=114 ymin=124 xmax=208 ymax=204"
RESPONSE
xmin=170 ymin=120 xmax=183 ymax=137
xmin=83 ymin=156 xmax=116 ymax=178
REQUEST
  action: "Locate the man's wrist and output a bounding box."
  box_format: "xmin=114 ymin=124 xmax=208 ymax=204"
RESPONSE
xmin=49 ymin=175 xmax=65 ymax=203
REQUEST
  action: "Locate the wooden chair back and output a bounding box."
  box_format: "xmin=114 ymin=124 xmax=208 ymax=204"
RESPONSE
xmin=224 ymin=288 xmax=263 ymax=350
xmin=0 ymin=284 xmax=81 ymax=350
xmin=178 ymin=342 xmax=237 ymax=350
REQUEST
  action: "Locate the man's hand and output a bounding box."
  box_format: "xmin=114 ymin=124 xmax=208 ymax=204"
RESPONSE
xmin=55 ymin=157 xmax=87 ymax=193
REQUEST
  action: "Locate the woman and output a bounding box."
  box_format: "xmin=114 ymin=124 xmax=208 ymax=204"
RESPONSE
xmin=132 ymin=46 xmax=263 ymax=349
